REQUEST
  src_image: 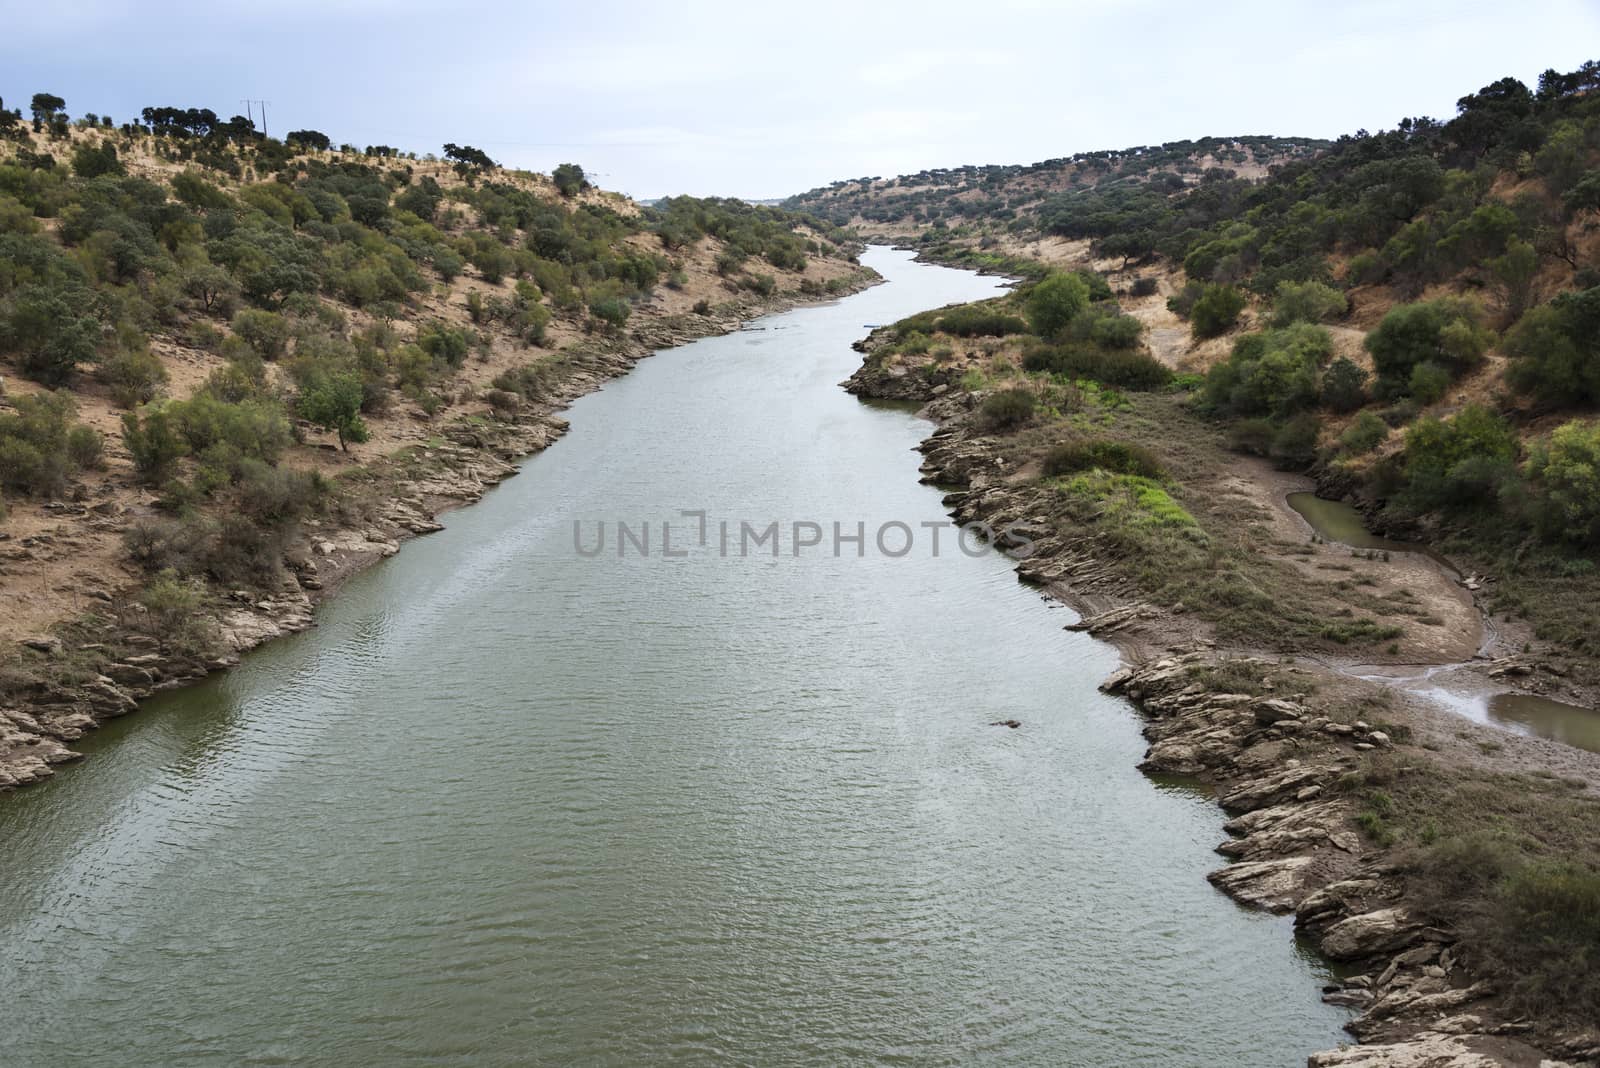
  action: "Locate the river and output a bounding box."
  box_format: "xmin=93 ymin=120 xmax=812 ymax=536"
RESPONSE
xmin=0 ymin=248 xmax=1349 ymax=1065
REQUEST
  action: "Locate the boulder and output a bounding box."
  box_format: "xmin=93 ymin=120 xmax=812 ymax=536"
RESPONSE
xmin=1321 ymin=907 xmax=1423 ymax=961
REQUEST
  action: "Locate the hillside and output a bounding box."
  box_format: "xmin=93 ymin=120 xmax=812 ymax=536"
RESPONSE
xmin=0 ymin=95 xmax=875 ymax=785
xmin=783 ymin=135 xmax=1331 ymax=243
xmin=812 ymin=62 xmax=1600 ymax=687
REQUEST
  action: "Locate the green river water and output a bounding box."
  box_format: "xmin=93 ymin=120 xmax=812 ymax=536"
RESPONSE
xmin=0 ymin=249 xmax=1349 ymax=1066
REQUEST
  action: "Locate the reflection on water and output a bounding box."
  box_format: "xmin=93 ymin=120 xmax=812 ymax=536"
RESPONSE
xmin=1286 ymin=493 xmax=1415 ymax=553
xmin=1489 ymin=692 xmax=1600 ymax=753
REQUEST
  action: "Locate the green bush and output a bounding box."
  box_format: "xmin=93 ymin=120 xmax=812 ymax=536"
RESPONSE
xmin=1042 ymin=439 xmax=1163 ymax=479
xmin=99 ymin=347 xmax=168 ymax=407
xmin=0 ymin=391 xmax=92 ymax=496
xmin=1340 ymin=411 xmax=1390 ymax=455
xmin=1365 ymin=297 xmax=1492 ymax=394
xmin=588 ymin=296 xmax=630 ymax=329
xmin=937 ymin=303 xmax=1028 ymax=337
xmin=1271 ymin=279 xmax=1347 ymax=327
xmin=1408 ymin=361 xmax=1453 ymax=405
xmin=1402 ymin=405 xmax=1518 ymax=511
xmin=65 ymin=424 xmax=103 ymax=469
xmin=121 ymin=406 xmax=186 ymax=484
xmin=1320 ymin=357 xmax=1368 ymax=413
xmin=1269 ymin=413 xmax=1321 ymax=469
xmin=3 ymin=283 xmax=102 ymax=385
xmin=1202 ymin=323 xmax=1332 ymax=417
xmin=1504 ymin=287 xmax=1600 ymax=407
xmin=230 ymin=309 xmax=290 ymax=360
xmin=979 ymin=388 xmax=1036 ymax=431
xmin=1526 ymin=419 xmax=1600 ymax=546
xmin=1087 ymin=312 xmax=1144 ymax=349
xmin=1021 ymin=340 xmax=1170 ymax=390
xmin=1025 ymin=272 xmax=1090 ymax=338
xmin=1189 ymin=284 xmax=1247 ymax=338
xmin=414 ymin=319 xmax=472 ymax=367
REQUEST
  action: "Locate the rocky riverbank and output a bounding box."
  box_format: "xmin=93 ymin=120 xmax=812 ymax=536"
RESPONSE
xmin=0 ymin=274 xmax=879 ymax=792
xmin=843 ymin=354 xmax=1600 ymax=1066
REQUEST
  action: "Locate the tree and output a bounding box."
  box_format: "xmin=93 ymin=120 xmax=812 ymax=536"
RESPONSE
xmin=70 ymin=140 xmax=123 ymax=179
xmin=1024 ymin=272 xmax=1089 ymax=338
xmin=285 ymin=129 xmax=331 ymax=152
xmin=1489 ymin=239 xmax=1538 ymax=321
xmin=1364 ymin=297 xmax=1492 ymax=392
xmin=552 ymin=163 xmax=587 ymax=197
xmin=295 ymin=372 xmax=368 ymax=451
xmin=1403 ymin=405 xmax=1518 ymax=510
xmin=29 ymin=93 xmax=65 ymax=124
xmin=1504 ymin=287 xmax=1600 ymax=407
xmin=1527 ymin=420 xmax=1600 ymax=546
xmin=443 ymin=143 xmax=494 ymax=170
xmin=2 ymin=285 xmax=101 ymax=386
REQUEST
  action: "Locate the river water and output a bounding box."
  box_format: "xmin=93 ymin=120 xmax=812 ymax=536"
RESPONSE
xmin=0 ymin=248 xmax=1348 ymax=1065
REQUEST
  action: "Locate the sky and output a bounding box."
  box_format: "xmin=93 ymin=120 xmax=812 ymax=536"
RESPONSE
xmin=3 ymin=0 xmax=1597 ymax=200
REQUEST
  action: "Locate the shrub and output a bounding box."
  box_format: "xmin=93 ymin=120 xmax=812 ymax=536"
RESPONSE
xmin=588 ymin=296 xmax=630 ymax=329
xmin=1365 ymin=297 xmax=1492 ymax=393
xmin=1189 ymin=284 xmax=1246 ymax=338
xmin=1320 ymin=357 xmax=1368 ymax=413
xmin=70 ymin=141 xmax=123 ymax=179
xmin=121 ymin=407 xmax=187 ymax=484
xmin=1269 ymin=413 xmax=1321 ymax=469
xmin=1340 ymin=411 xmax=1390 ymax=455
xmin=99 ymin=348 xmax=168 ymax=407
xmin=3 ymin=284 xmax=101 ymax=385
xmin=1042 ymin=440 xmax=1163 ymax=479
xmin=937 ymin=303 xmax=1028 ymax=337
xmin=414 ymin=319 xmax=472 ymax=367
xmin=136 ymin=569 xmax=208 ymax=651
xmin=1088 ymin=312 xmax=1144 ymax=349
xmin=1526 ymin=419 xmax=1600 ymax=546
xmin=0 ymin=391 xmax=84 ymax=495
xmin=65 ymin=424 xmax=103 ymax=469
xmin=1408 ymin=361 xmax=1452 ymax=405
xmin=1130 ymin=277 xmax=1159 ymax=298
xmin=552 ymin=163 xmax=587 ymax=197
xmin=1271 ymin=279 xmax=1347 ymax=327
xmin=231 ymin=308 xmax=290 ymax=360
xmin=1228 ymin=418 xmax=1277 ymax=456
xmin=1202 ymin=323 xmax=1332 ymax=417
xmin=1402 ymin=405 xmax=1519 ymax=511
xmin=979 ymin=388 xmax=1036 ymax=431
xmin=1021 ymin=340 xmax=1170 ymax=390
xmin=1025 ymin=272 xmax=1090 ymax=338
xmin=1504 ymin=287 xmax=1600 ymax=407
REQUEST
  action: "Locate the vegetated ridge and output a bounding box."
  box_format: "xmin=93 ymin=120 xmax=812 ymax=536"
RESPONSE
xmin=0 ymin=93 xmax=877 ymax=787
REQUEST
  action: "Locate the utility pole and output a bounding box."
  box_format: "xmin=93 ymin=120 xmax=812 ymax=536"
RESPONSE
xmin=240 ymin=99 xmax=270 ymax=137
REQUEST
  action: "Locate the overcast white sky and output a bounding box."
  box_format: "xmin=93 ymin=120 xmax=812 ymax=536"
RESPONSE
xmin=4 ymin=0 xmax=1597 ymax=200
